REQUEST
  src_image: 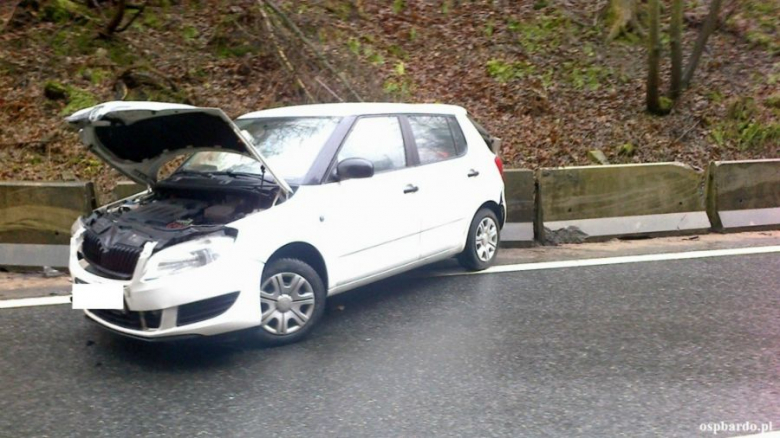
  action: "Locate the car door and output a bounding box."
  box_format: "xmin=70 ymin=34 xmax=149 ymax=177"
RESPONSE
xmin=403 ymin=114 xmax=475 ymax=258
xmin=317 ymin=115 xmax=422 ymax=288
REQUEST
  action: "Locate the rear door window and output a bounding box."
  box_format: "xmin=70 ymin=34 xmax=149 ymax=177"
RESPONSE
xmin=407 ymin=115 xmax=462 ymax=165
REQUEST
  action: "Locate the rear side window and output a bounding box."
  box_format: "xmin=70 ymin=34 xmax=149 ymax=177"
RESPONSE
xmin=467 ymin=114 xmax=494 ymax=152
xmin=408 ymin=115 xmax=463 ymax=165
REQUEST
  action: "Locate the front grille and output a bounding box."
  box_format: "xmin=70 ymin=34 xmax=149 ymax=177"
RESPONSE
xmin=82 ymin=231 xmax=142 ymax=278
xmin=91 ymin=308 xmax=162 ymax=330
xmin=177 ymin=292 xmax=239 ymax=326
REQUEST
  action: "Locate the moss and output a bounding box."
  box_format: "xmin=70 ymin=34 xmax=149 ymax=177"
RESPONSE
xmin=41 ymin=0 xmax=83 ymax=23
xmin=659 ymin=96 xmax=673 ymax=112
xmin=60 ymin=86 xmax=98 ymax=116
xmin=44 ymin=81 xmax=68 ymax=100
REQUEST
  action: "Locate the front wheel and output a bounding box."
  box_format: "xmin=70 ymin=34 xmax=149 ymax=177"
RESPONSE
xmin=457 ymin=208 xmax=500 ymax=271
xmin=253 ymin=258 xmax=326 ymax=346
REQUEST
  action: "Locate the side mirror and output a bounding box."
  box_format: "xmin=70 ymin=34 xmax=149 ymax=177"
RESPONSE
xmin=335 ymin=158 xmax=374 ymax=181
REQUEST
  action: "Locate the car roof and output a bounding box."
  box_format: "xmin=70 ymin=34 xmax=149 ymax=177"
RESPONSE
xmin=238 ymin=102 xmax=467 ymax=119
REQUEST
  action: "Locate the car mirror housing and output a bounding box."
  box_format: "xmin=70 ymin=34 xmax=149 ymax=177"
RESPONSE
xmin=335 ymin=158 xmax=374 ymax=181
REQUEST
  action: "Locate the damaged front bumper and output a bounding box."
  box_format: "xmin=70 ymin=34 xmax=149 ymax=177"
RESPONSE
xmin=69 ymin=231 xmax=264 ymax=340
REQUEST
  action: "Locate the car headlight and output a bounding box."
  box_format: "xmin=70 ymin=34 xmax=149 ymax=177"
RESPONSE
xmin=141 ymin=234 xmax=235 ymax=281
xmin=71 ymin=216 xmax=85 ymax=237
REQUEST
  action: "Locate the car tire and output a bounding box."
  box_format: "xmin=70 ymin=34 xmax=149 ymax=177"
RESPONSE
xmin=457 ymin=208 xmax=500 ymax=271
xmin=253 ymin=258 xmax=326 ymax=346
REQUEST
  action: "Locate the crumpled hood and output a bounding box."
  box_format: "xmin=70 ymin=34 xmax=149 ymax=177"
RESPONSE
xmin=66 ymin=101 xmax=291 ymax=194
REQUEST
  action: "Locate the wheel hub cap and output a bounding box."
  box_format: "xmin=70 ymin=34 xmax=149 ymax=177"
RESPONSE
xmin=475 ymin=217 xmax=498 ymax=262
xmin=277 ymin=295 xmax=293 ymax=312
xmin=259 ymin=272 xmax=316 ymax=335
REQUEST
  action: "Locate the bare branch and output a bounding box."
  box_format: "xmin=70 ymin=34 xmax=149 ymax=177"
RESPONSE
xmin=116 ymin=0 xmax=147 ymax=33
xmin=669 ymin=0 xmax=683 ymax=99
xmin=260 ymin=0 xmax=363 ymax=102
xmin=314 ymin=76 xmax=344 ymax=102
xmin=258 ymin=4 xmax=316 ymax=103
xmin=682 ymin=0 xmax=723 ymax=89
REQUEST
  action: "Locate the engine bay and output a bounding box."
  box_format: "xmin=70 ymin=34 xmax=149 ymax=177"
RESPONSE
xmin=79 ymin=183 xmax=280 ymax=278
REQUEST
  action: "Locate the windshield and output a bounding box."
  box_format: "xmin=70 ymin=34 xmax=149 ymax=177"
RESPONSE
xmin=178 ymin=117 xmax=341 ymax=184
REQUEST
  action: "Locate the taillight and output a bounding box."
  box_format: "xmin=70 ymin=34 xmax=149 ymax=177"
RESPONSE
xmin=494 ymin=155 xmax=504 ymax=178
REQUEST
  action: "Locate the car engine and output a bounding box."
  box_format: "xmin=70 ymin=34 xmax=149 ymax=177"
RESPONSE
xmin=78 ymin=183 xmax=278 ymax=279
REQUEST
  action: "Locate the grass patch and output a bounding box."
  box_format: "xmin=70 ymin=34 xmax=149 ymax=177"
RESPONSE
xmin=77 ymin=67 xmax=109 ymax=85
xmin=710 ymin=96 xmax=780 ymax=150
xmin=564 ymin=63 xmax=613 ymax=90
xmin=41 ymin=0 xmax=87 ymax=23
xmin=508 ymin=12 xmax=570 ymax=54
xmin=486 ymin=59 xmax=536 ymax=82
xmin=346 ymin=38 xmax=388 ymax=66
xmin=182 ymin=26 xmax=200 ymax=41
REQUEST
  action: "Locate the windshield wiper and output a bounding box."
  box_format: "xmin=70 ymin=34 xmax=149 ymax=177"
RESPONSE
xmin=170 ymin=170 xmax=217 ymax=179
xmin=210 ymin=170 xmax=273 ymax=181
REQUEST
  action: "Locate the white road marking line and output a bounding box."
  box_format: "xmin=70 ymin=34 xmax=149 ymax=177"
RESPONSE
xmin=432 ymin=245 xmax=780 ymax=277
xmin=2 ymin=245 xmax=780 ymax=308
xmin=0 ymin=295 xmax=71 ymax=309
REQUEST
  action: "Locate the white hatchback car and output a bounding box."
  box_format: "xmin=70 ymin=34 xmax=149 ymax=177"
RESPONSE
xmin=67 ymin=101 xmax=505 ymax=344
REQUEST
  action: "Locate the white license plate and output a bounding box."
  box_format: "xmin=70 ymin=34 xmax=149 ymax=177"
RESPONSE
xmin=72 ymin=283 xmax=124 ymax=310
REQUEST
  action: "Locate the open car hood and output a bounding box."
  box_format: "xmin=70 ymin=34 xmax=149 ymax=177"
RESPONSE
xmin=66 ymin=101 xmax=292 ymax=194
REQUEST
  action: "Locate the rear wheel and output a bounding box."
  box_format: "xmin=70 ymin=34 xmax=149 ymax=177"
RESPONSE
xmin=253 ymin=258 xmax=326 ymax=346
xmin=457 ymin=208 xmax=500 ymax=271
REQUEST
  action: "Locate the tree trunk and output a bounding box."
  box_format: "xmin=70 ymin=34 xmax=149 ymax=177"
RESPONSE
xmin=646 ymin=0 xmax=663 ymax=114
xmin=669 ymin=0 xmax=683 ymax=99
xmin=682 ymin=0 xmax=723 ymax=89
xmin=103 ymin=0 xmax=126 ymax=36
xmin=606 ymin=0 xmax=641 ymax=41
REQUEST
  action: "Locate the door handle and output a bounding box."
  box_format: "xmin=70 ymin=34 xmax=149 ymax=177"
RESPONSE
xmin=403 ymin=184 xmax=419 ymax=194
xmin=468 ymin=169 xmax=480 ymax=178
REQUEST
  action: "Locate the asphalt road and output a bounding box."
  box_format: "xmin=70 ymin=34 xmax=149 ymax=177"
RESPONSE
xmin=1 ymin=251 xmax=778 ymax=437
